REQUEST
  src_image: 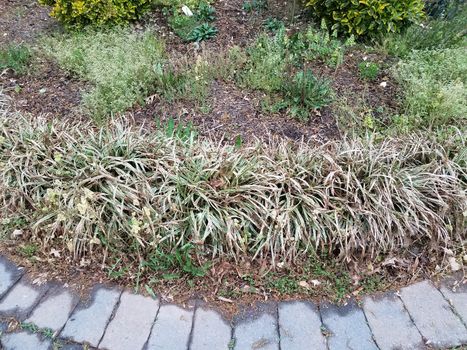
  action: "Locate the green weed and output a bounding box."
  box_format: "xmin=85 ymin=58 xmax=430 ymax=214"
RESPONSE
xmin=18 ymin=243 xmax=38 ymax=258
xmin=142 ymin=244 xmax=210 ymax=278
xmin=188 ymin=23 xmax=218 ymax=42
xmin=358 ymin=61 xmax=380 ymax=80
xmin=264 ymin=17 xmax=284 ymax=32
xmin=196 ymin=2 xmax=216 ymax=22
xmin=280 ymin=69 xmax=333 ymax=119
xmin=0 ymin=44 xmax=31 ymax=74
xmin=240 ymin=29 xmax=288 ymax=92
xmin=242 ymin=0 xmax=267 ymax=13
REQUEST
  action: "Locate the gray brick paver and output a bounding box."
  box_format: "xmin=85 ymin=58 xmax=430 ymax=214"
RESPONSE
xmin=320 ymin=300 xmax=378 ymax=350
xmin=146 ymin=304 xmax=194 ymax=350
xmin=439 ymin=281 xmax=467 ymax=326
xmin=190 ymin=307 xmax=232 ymax=350
xmin=363 ymin=292 xmax=424 ymax=350
xmin=0 ymin=257 xmax=23 ymax=298
xmin=60 ymin=286 xmax=121 ymax=347
xmin=0 ymin=279 xmax=48 ymax=320
xmin=233 ymin=313 xmax=279 ymax=350
xmin=99 ymin=291 xmax=159 ymax=350
xmin=278 ymin=301 xmax=327 ymax=350
xmin=26 ymin=287 xmax=79 ymax=332
xmin=0 ymin=331 xmax=51 ymax=350
xmin=400 ymin=280 xmax=467 ymax=348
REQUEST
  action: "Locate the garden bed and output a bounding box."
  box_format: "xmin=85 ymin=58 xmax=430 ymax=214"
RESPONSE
xmin=0 ymin=0 xmax=466 ymax=313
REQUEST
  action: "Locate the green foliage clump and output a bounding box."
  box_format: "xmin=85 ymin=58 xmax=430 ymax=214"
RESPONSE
xmin=394 ymin=47 xmax=467 ymax=130
xmin=241 ymin=30 xmax=288 ymax=92
xmin=281 ymin=70 xmax=333 ymax=119
xmin=305 ymin=0 xmax=425 ymax=37
xmin=380 ymin=5 xmax=466 ymax=57
xmin=288 ymin=21 xmax=355 ymax=67
xmin=38 ymin=0 xmax=151 ymax=27
xmin=188 ymin=23 xmax=218 ymax=42
xmin=358 ymin=61 xmax=380 ymax=80
xmin=43 ymin=28 xmax=165 ymax=119
xmin=168 ymin=2 xmax=217 ymax=42
xmin=242 ymin=0 xmax=267 ymax=13
xmin=0 ymin=44 xmax=31 ymax=74
xmin=264 ymin=17 xmax=284 ymax=33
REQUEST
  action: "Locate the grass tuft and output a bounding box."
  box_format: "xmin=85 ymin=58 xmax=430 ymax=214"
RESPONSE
xmin=1 ymin=94 xmax=465 ymax=267
xmin=0 ymin=44 xmax=31 ymax=74
xmin=42 ymin=28 xmax=166 ymax=119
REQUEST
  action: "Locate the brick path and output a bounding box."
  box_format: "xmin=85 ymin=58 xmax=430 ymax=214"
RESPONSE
xmin=0 ymin=256 xmax=465 ymax=350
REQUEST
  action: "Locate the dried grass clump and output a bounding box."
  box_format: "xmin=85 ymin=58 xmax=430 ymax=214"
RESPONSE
xmin=0 ymin=99 xmax=465 ymax=265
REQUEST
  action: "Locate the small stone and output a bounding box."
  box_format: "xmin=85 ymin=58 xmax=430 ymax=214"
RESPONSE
xmin=448 ymin=257 xmax=461 ymax=271
xmin=379 ymin=81 xmax=387 ymax=88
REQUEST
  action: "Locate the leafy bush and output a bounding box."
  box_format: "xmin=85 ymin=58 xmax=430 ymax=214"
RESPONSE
xmin=1 ymin=102 xmax=465 ymax=266
xmin=0 ymin=44 xmax=31 ymax=74
xmin=305 ymin=0 xmax=425 ymax=37
xmin=358 ymin=61 xmax=380 ymax=80
xmin=38 ymin=0 xmax=151 ymax=27
xmin=42 ymin=28 xmax=166 ymax=119
xmin=394 ymin=47 xmax=467 ymax=130
xmin=281 ymin=69 xmax=333 ymax=119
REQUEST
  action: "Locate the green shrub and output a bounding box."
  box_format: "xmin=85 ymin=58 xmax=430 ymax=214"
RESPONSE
xmin=305 ymin=0 xmax=425 ymax=37
xmin=358 ymin=61 xmax=380 ymax=80
xmin=43 ymin=28 xmax=166 ymax=119
xmin=38 ymin=0 xmax=151 ymax=27
xmin=0 ymin=44 xmax=31 ymax=74
xmin=394 ymin=47 xmax=467 ymax=130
